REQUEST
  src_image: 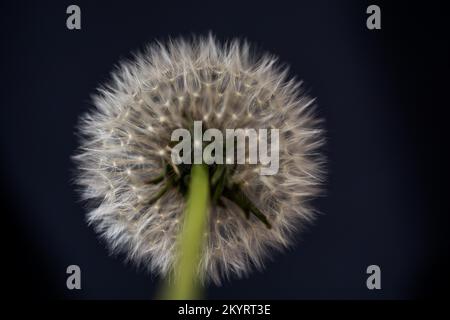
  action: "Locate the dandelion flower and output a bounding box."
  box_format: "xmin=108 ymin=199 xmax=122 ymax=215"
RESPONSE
xmin=73 ymin=35 xmax=325 ymax=285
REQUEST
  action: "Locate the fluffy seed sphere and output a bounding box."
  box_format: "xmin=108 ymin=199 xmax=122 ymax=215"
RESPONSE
xmin=73 ymin=35 xmax=325 ymax=284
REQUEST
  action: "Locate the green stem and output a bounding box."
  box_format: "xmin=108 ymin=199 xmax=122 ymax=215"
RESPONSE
xmin=167 ymin=164 xmax=209 ymax=299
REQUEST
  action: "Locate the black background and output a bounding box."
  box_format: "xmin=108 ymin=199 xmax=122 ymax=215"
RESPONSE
xmin=1 ymin=0 xmax=448 ymax=300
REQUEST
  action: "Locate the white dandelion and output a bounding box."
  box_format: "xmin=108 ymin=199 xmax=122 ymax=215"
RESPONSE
xmin=73 ymin=35 xmax=325 ymax=286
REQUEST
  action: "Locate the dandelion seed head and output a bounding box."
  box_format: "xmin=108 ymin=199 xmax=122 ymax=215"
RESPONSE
xmin=73 ymin=34 xmax=325 ymax=285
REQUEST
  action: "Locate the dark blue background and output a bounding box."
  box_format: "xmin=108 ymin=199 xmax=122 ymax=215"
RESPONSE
xmin=1 ymin=0 xmax=448 ymax=299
